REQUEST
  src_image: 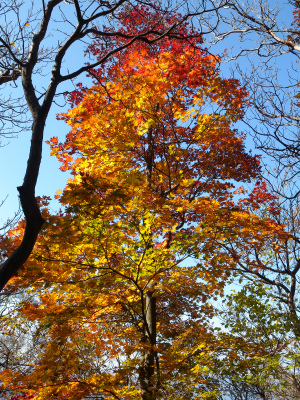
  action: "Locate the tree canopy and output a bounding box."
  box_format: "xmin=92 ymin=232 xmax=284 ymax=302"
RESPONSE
xmin=1 ymin=2 xmax=300 ymax=400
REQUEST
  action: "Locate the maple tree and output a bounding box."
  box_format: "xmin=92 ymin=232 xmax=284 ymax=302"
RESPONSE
xmin=0 ymin=0 xmax=208 ymax=291
xmin=0 ymin=0 xmax=299 ymax=298
xmin=0 ymin=29 xmax=289 ymax=400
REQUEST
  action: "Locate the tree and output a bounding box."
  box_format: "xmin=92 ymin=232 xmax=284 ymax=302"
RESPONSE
xmin=199 ymin=1 xmax=300 ymax=199
xmin=195 ymin=188 xmax=300 ymax=399
xmin=0 ymin=0 xmax=214 ymax=291
xmin=0 ymin=32 xmax=286 ymax=400
xmin=213 ymin=279 xmax=300 ymax=400
xmin=212 ymin=192 xmax=300 ymax=335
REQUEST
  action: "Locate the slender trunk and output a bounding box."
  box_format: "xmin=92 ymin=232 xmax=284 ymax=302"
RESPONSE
xmin=140 ymin=125 xmax=158 ymax=399
xmin=140 ymin=289 xmax=156 ymax=400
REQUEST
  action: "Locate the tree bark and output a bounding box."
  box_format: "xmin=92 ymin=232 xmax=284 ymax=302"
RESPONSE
xmin=139 ymin=288 xmax=156 ymax=400
xmin=0 ymin=113 xmax=47 ymax=290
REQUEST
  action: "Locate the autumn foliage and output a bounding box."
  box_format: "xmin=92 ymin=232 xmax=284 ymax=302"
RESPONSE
xmin=0 ymin=11 xmax=290 ymax=400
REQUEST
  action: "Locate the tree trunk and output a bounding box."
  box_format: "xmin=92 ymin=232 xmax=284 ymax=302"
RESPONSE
xmin=139 ymin=288 xmax=156 ymax=400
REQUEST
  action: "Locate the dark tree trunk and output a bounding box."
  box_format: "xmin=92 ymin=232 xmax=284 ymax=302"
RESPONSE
xmin=139 ymin=289 xmax=156 ymax=400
